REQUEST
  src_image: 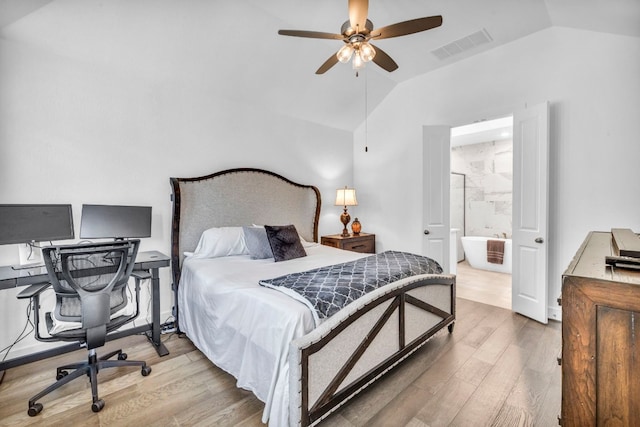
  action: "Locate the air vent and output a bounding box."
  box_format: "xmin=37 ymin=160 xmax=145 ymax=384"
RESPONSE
xmin=432 ymin=28 xmax=493 ymax=60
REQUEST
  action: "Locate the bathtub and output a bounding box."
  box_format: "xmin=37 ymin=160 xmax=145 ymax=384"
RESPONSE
xmin=461 ymin=236 xmax=512 ymax=274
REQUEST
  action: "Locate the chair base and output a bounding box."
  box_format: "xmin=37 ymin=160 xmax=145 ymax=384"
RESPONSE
xmin=27 ymin=347 xmax=151 ymax=416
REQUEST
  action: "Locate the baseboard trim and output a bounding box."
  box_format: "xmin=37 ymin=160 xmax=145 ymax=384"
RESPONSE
xmin=548 ymin=305 xmax=562 ymax=322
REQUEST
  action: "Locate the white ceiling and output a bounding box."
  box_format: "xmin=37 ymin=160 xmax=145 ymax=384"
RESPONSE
xmin=1 ymin=0 xmax=639 ymax=132
xmin=451 ymin=116 xmax=513 ymax=147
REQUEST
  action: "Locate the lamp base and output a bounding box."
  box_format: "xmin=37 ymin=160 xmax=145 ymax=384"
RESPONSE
xmin=340 ymin=209 xmax=351 ymax=237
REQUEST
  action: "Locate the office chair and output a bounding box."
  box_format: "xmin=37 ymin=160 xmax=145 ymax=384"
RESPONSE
xmin=17 ymin=240 xmax=152 ymax=416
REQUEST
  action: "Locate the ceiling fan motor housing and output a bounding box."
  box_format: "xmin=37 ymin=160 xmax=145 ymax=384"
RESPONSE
xmin=341 ymin=19 xmax=374 ymax=38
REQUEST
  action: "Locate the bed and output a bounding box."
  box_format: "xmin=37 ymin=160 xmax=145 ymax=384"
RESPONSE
xmin=170 ymin=168 xmax=456 ymax=426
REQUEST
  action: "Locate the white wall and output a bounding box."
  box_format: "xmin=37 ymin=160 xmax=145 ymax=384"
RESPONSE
xmin=354 ymin=26 xmax=640 ymax=319
xmin=0 ymin=38 xmax=354 ymax=357
xmin=451 ymin=139 xmax=513 ymax=238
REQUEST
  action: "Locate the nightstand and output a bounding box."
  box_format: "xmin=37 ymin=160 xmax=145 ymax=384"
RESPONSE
xmin=321 ymin=233 xmax=375 ymax=254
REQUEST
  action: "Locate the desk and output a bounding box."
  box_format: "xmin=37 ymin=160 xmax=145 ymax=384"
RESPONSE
xmin=0 ymin=251 xmax=170 ymax=380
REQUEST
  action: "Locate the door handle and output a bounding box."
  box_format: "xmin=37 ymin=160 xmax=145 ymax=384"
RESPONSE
xmin=535 ymin=237 xmax=544 ymax=243
xmin=424 ymin=230 xmax=430 ymax=235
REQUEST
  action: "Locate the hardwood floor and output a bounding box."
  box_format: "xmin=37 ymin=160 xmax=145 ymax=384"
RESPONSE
xmin=456 ymin=260 xmax=512 ymax=310
xmin=0 ymin=298 xmax=561 ymax=426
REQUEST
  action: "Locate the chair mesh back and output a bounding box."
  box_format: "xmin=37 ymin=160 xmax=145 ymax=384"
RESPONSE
xmin=43 ymin=240 xmax=140 ymax=322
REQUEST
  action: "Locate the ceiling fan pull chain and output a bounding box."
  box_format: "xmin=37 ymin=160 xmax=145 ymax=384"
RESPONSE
xmin=365 ymin=70 xmax=369 ymax=152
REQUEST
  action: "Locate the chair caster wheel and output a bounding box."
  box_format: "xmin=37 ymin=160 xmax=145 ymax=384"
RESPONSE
xmin=141 ymin=366 xmax=151 ymax=376
xmin=56 ymin=370 xmax=69 ymax=380
xmin=448 ymin=323 xmax=455 ymax=333
xmin=28 ymin=403 xmax=43 ymax=417
xmin=118 ymin=352 xmax=128 ymax=361
xmin=91 ymin=399 xmax=105 ymax=413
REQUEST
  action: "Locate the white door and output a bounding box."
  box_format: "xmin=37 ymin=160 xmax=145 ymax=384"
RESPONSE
xmin=422 ymin=126 xmax=451 ymax=273
xmin=512 ymin=102 xmax=550 ymax=324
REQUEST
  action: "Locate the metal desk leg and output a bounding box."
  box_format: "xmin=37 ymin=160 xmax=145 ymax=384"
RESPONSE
xmin=147 ymin=267 xmax=169 ymax=357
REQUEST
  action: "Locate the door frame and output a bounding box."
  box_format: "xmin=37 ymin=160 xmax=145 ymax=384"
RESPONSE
xmin=423 ymin=104 xmax=550 ymax=323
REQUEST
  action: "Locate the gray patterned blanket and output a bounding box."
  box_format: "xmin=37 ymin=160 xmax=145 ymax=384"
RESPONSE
xmin=259 ymin=251 xmax=442 ymax=326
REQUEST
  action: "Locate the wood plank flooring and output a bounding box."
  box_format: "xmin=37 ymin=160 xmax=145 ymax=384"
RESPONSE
xmin=456 ymin=261 xmax=512 ymax=310
xmin=0 ymin=298 xmax=561 ymax=426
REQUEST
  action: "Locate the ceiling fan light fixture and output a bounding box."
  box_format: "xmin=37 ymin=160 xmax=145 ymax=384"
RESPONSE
xmin=337 ymin=44 xmax=355 ymax=63
xmin=360 ymin=42 xmax=376 ymax=62
xmin=352 ymin=50 xmax=365 ymax=70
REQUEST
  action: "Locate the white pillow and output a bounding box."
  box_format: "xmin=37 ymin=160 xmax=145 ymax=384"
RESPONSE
xmin=299 ymin=235 xmax=319 ymax=248
xmin=190 ymin=227 xmax=249 ymax=259
xmin=243 ymin=226 xmax=274 ymax=259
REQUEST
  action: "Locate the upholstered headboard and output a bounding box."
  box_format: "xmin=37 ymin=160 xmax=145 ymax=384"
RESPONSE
xmin=169 ymin=168 xmax=321 ymax=286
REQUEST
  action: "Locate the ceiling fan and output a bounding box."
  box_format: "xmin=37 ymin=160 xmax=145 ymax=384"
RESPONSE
xmin=278 ymin=0 xmax=442 ymax=74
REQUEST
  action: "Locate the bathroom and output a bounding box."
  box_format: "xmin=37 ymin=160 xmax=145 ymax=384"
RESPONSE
xmin=450 ymin=116 xmax=513 ymax=309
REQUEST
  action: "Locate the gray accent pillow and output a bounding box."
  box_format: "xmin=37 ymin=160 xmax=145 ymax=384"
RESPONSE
xmin=265 ymin=224 xmax=307 ymax=262
xmin=243 ymin=226 xmax=273 ymax=259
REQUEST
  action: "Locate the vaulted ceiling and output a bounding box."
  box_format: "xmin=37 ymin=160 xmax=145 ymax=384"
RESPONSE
xmin=1 ymin=0 xmax=639 ymax=131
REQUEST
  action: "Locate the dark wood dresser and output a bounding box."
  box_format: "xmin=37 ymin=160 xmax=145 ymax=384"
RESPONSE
xmin=320 ymin=233 xmax=375 ymax=254
xmin=561 ymin=231 xmax=640 ymax=426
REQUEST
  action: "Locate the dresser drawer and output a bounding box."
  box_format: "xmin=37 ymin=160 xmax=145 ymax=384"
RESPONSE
xmin=342 ymin=238 xmax=375 ymax=253
xmin=321 ymin=233 xmax=375 ymax=254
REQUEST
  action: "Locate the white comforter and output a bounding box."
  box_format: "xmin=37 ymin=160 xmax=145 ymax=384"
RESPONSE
xmin=178 ymin=244 xmax=366 ymax=426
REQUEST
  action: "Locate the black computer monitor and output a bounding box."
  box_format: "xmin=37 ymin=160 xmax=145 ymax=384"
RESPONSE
xmin=79 ymin=204 xmax=152 ymax=240
xmin=0 ymin=204 xmax=75 ymax=245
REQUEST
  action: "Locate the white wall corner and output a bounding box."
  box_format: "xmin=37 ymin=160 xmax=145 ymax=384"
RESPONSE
xmin=548 ymin=305 xmax=562 ymax=322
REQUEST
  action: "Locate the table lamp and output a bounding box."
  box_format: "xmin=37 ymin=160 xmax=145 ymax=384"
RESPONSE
xmin=335 ymin=186 xmax=358 ymax=237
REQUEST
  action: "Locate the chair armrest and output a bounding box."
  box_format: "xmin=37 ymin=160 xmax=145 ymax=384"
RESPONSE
xmin=131 ymin=271 xmax=151 ymax=281
xmin=17 ymin=283 xmax=52 ymax=299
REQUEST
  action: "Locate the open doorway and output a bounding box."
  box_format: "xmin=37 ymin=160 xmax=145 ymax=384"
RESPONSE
xmin=450 ymin=116 xmax=513 ymax=310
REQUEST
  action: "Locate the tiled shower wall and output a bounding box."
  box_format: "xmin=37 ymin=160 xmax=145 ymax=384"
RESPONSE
xmin=451 ymin=139 xmax=513 ymax=238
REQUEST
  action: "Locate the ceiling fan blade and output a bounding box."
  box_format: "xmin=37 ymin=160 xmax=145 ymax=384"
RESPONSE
xmin=373 ymin=15 xmax=443 ymax=40
xmin=348 ymin=0 xmax=369 ymax=32
xmin=370 ymin=44 xmax=398 ymax=72
xmin=278 ymin=29 xmax=344 ymax=40
xmin=316 ymin=53 xmax=340 ymax=74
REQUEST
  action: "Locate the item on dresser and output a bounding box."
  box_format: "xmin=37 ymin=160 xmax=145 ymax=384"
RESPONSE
xmin=604 ymin=254 xmax=640 ymax=270
xmin=351 ymin=217 xmax=361 ymax=235
xmin=170 ymin=168 xmax=454 ymax=427
xmin=611 ymin=228 xmax=640 ymax=258
xmin=335 ymin=186 xmax=358 ymax=237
